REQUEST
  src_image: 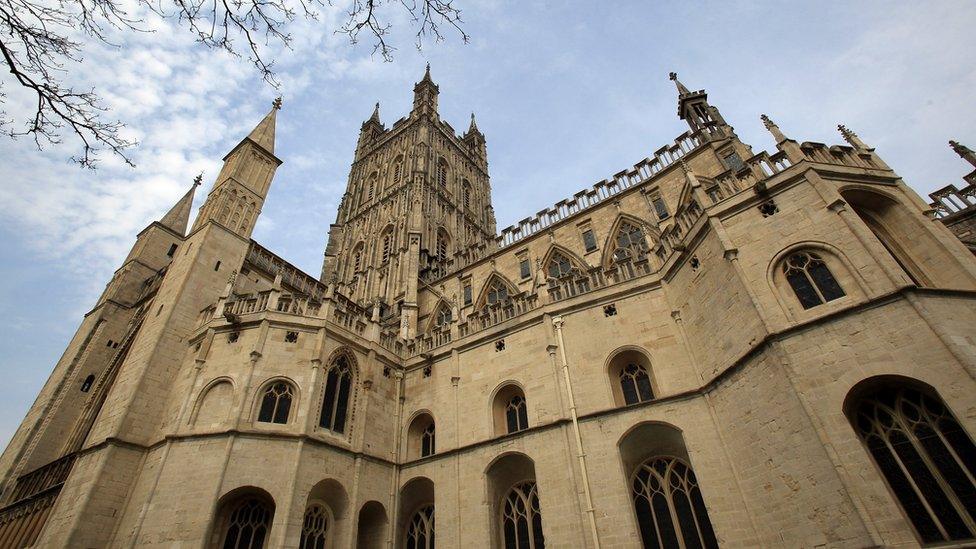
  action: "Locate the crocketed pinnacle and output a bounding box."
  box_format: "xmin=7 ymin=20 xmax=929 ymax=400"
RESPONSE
xmin=159 ymin=177 xmax=199 ymax=236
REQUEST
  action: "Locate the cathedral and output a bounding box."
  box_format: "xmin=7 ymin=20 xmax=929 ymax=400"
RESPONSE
xmin=1 ymin=66 xmax=976 ymax=548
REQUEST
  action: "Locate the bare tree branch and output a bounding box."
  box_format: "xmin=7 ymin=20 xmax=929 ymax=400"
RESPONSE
xmin=0 ymin=0 xmax=468 ymax=168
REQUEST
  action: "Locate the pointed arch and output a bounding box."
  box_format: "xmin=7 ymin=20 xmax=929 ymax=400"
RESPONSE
xmin=391 ymin=154 xmax=405 ymax=187
xmin=541 ymin=244 xmax=588 ymax=279
xmin=319 ymin=348 xmax=359 ymax=435
xmin=424 ymin=298 xmax=453 ymax=333
xmin=474 ymin=271 xmax=519 ymax=309
xmin=601 ymin=214 xmax=658 ymax=268
xmin=461 ymin=179 xmax=472 ymax=210
xmin=435 ymin=227 xmax=451 ymax=261
xmin=436 ymin=156 xmax=450 ymax=187
xmin=350 ymin=241 xmax=366 ymax=275
xmin=378 ymin=224 xmax=396 ymax=264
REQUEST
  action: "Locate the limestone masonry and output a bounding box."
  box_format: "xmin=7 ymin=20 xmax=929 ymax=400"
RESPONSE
xmin=1 ymin=67 xmax=976 ymax=548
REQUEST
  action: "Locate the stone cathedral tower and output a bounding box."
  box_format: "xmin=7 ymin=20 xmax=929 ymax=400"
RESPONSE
xmin=321 ymin=65 xmax=497 ymax=338
xmin=1 ymin=68 xmax=976 ymax=549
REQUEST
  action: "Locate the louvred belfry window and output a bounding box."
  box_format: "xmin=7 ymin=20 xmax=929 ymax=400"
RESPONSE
xmin=320 ymin=355 xmax=353 ymax=434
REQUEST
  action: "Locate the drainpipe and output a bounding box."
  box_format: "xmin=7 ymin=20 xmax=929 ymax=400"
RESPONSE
xmin=552 ymin=316 xmax=602 ymax=549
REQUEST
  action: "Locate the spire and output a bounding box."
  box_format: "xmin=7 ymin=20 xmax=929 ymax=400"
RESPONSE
xmin=422 ymin=62 xmax=433 ymax=84
xmin=246 ymin=98 xmax=280 ymax=155
xmin=669 ymin=72 xmax=691 ymax=95
xmin=950 ymin=140 xmax=976 ymax=169
xmin=760 ymin=114 xmax=789 ymax=143
xmin=837 ymin=124 xmax=869 ymax=150
xmin=369 ymin=102 xmax=381 ymax=124
xmin=467 ymin=112 xmax=479 ymax=134
xmin=159 ymin=174 xmax=201 ymax=236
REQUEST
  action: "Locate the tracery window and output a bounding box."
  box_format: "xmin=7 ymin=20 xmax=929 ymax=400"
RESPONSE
xmin=612 ymin=221 xmax=649 ymax=263
xmin=367 ymin=174 xmax=376 ymax=202
xmin=620 ymin=363 xmax=654 ymax=405
xmin=631 ymin=457 xmax=718 ymax=549
xmin=220 ymin=497 xmax=273 ymax=549
xmin=546 ymin=251 xmax=574 ymax=279
xmin=462 ymin=181 xmax=471 ymax=210
xmin=299 ymin=504 xmax=329 ymax=549
xmin=437 ymin=158 xmax=449 ymax=187
xmin=435 ymin=305 xmax=452 ymax=327
xmin=421 ymin=422 xmax=435 ymax=457
xmin=257 ymin=381 xmax=293 ymax=424
xmin=436 ymin=229 xmax=449 ymax=261
xmin=502 ymin=482 xmax=545 ymax=549
xmin=506 ymin=395 xmax=529 ymax=433
xmin=486 ymin=278 xmax=509 ymax=306
xmin=405 ymin=505 xmax=435 ymax=549
xmin=782 ymin=251 xmax=845 ymax=309
xmin=850 ymin=384 xmax=976 ymax=544
xmin=320 ymin=354 xmax=353 ymax=434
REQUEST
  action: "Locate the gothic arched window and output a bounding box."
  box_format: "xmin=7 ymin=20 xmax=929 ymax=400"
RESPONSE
xmin=502 ymin=481 xmax=545 ymax=549
xmin=849 ymin=384 xmax=976 ymax=544
xmin=367 ymin=173 xmax=377 ymax=202
xmin=381 ymin=228 xmax=394 ymax=264
xmin=299 ymin=504 xmax=329 ymax=549
xmin=421 ymin=422 xmax=435 ymax=457
xmin=631 ymin=457 xmax=719 ymax=549
xmin=545 ymin=251 xmax=575 ymax=279
xmin=257 ymin=381 xmax=294 ymax=424
xmin=783 ymin=251 xmax=845 ymax=309
xmin=462 ymin=180 xmax=472 ymax=210
xmin=486 ymin=278 xmax=509 ymax=306
xmin=405 ymin=505 xmax=435 ymax=549
xmin=320 ymin=354 xmax=353 ymax=434
xmin=612 ymin=220 xmax=649 ymax=263
xmin=393 ymin=157 xmax=404 ymax=185
xmin=436 ymin=158 xmax=449 ymax=187
xmin=620 ymin=363 xmax=654 ymax=405
xmin=352 ymin=242 xmax=364 ymax=273
xmin=220 ymin=497 xmax=274 ymax=549
xmin=435 ymin=305 xmax=452 ymax=327
xmin=506 ymin=395 xmax=529 ymax=433
xmin=436 ymin=229 xmax=450 ymax=261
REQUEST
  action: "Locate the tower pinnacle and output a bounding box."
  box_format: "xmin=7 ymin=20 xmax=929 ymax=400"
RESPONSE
xmin=669 ymin=72 xmax=691 ymax=95
xmin=159 ymin=176 xmax=200 ymax=236
xmin=760 ymin=114 xmax=789 ymax=143
xmin=412 ymin=63 xmax=440 ymax=116
xmin=950 ymin=140 xmax=976 ymax=169
xmin=245 ymin=101 xmax=280 ymax=155
xmin=468 ymin=112 xmax=479 ymax=134
xmin=838 ymin=124 xmax=868 ymax=150
xmin=369 ymin=102 xmax=381 ymax=123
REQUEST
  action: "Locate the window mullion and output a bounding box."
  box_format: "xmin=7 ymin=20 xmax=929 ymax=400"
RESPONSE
xmin=879 ymin=425 xmax=951 ymax=540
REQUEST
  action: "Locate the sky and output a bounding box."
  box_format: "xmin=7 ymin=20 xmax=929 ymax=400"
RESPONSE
xmin=0 ymin=0 xmax=974 ymax=449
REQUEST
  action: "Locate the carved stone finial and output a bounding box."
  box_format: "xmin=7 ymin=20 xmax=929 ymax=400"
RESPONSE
xmin=193 ymin=173 xmax=203 ymax=187
xmin=950 ymin=140 xmax=976 ymax=168
xmin=272 ymin=97 xmax=283 ymax=110
xmin=669 ymin=72 xmax=677 ymax=81
xmin=838 ymin=124 xmax=867 ymax=149
xmin=760 ymin=114 xmax=788 ymax=143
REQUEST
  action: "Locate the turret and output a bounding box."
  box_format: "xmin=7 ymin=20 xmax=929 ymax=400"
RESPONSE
xmin=670 ymin=71 xmax=728 ymax=133
xmin=412 ymin=63 xmax=439 ymax=118
xmin=192 ymin=99 xmax=283 ymax=238
xmin=463 ymin=112 xmax=487 ymax=164
xmin=356 ymin=102 xmax=386 ymax=160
